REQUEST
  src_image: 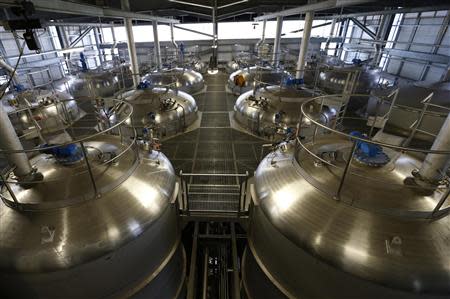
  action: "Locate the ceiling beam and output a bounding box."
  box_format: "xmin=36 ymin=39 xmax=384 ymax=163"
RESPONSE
xmin=0 ymin=0 xmax=179 ymax=23
xmin=349 ymin=17 xmax=376 ymax=39
xmin=172 ymin=24 xmax=214 ymax=38
xmin=254 ymin=0 xmax=374 ymax=21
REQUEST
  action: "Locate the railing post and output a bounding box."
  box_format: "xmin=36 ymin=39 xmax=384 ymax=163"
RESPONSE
xmin=80 ymin=141 xmax=99 ymax=198
xmin=0 ymin=172 xmax=20 ymax=209
xmin=431 ymin=187 xmax=450 ymax=218
xmin=403 ymin=92 xmax=433 ymax=146
xmin=368 ymin=97 xmax=381 ymax=139
xmin=335 ymin=140 xmax=357 ymax=200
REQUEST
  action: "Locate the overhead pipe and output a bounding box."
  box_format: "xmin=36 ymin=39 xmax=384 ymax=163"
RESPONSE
xmin=152 ymin=20 xmax=162 ymax=69
xmin=418 ymin=112 xmax=450 ymax=184
xmin=324 ymin=18 xmax=337 ymax=52
xmin=272 ymin=16 xmax=283 ymax=68
xmin=0 ymin=58 xmax=18 ymax=82
xmin=373 ymin=14 xmax=393 ymax=66
xmin=255 ymin=19 xmax=266 ymax=53
xmin=295 ymin=11 xmax=314 ymax=79
xmin=170 ymin=23 xmax=178 ymax=49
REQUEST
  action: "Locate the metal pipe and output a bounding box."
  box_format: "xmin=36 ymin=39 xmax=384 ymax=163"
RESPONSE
xmin=255 ymin=19 xmax=266 ymax=52
xmin=324 ymin=18 xmax=337 ymax=52
xmin=272 ymin=16 xmax=283 ymax=68
xmin=419 ymin=112 xmax=450 ymax=183
xmin=230 ymin=223 xmax=241 ymax=299
xmin=295 ymin=11 xmax=314 ymax=79
xmin=170 ymin=23 xmax=178 ymax=49
xmin=0 ymin=107 xmax=33 ymax=178
xmin=187 ymin=222 xmax=199 ymax=299
xmin=153 ymin=20 xmax=162 ymax=69
xmin=0 ymin=58 xmax=18 ymax=81
xmin=201 ymin=248 xmax=209 ymax=299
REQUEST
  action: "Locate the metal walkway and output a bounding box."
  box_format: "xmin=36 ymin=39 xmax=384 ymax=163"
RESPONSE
xmin=161 ymin=72 xmax=265 ymax=214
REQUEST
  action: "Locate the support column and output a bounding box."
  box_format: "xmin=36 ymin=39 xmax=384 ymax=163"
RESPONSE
xmin=124 ymin=18 xmax=140 ymax=86
xmin=373 ymin=13 xmax=392 ymax=67
xmin=210 ymin=0 xmax=218 ymax=70
xmin=152 ymin=20 xmax=162 ymax=69
xmin=295 ymin=11 xmax=314 ymax=79
xmin=337 ymin=18 xmax=349 ymax=59
xmin=93 ymin=27 xmax=104 ymax=64
xmin=0 ymin=107 xmax=32 ymax=178
xmin=419 ymin=113 xmax=450 ymax=183
xmin=272 ymin=16 xmax=283 ymax=68
xmin=121 ymin=0 xmax=140 ymax=87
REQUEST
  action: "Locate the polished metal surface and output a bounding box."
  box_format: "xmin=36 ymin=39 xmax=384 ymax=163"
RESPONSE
xmin=225 ymin=60 xmax=241 ymax=73
xmin=0 ymin=102 xmax=32 ymax=177
xmin=193 ymin=60 xmax=208 ymax=74
xmin=65 ymin=63 xmax=134 ymax=99
xmin=4 ymin=89 xmax=84 ymax=137
xmin=371 ymin=80 xmax=450 ymax=141
xmin=119 ymin=87 xmax=198 ymax=138
xmin=228 ymin=66 xmax=290 ymax=94
xmin=141 ymin=67 xmax=205 ymax=94
xmin=316 ymin=64 xmax=382 ymax=94
xmin=0 ymin=99 xmax=185 ymax=298
xmin=245 ymin=140 xmax=450 ymax=298
xmin=233 ymin=85 xmax=332 ymax=140
xmin=243 ymin=94 xmax=450 ymax=298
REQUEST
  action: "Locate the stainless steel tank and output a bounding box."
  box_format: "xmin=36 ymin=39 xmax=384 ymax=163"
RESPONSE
xmin=192 ymin=60 xmax=208 ymax=74
xmin=141 ymin=67 xmax=205 ymax=94
xmin=119 ymin=86 xmax=198 ymax=138
xmin=317 ymin=64 xmax=382 ymax=94
xmin=225 ymin=49 xmax=258 ymax=74
xmin=242 ymin=94 xmax=450 ymax=299
xmin=369 ymin=80 xmax=450 ymax=143
xmin=234 ymin=85 xmax=334 ymax=140
xmin=0 ymin=100 xmax=185 ymax=298
xmin=65 ymin=62 xmax=133 ymax=99
xmin=3 ymin=89 xmax=85 ymax=139
xmin=228 ymin=66 xmax=291 ymax=95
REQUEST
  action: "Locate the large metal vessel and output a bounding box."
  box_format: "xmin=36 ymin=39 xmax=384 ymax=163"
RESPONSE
xmin=141 ymin=67 xmax=205 ymax=94
xmin=234 ymin=85 xmax=335 ymax=140
xmin=65 ymin=61 xmax=133 ymax=99
xmin=225 ymin=48 xmax=258 ymax=74
xmin=228 ymin=66 xmax=291 ymax=94
xmin=368 ymin=79 xmax=450 ymax=143
xmin=3 ymin=89 xmax=85 ymax=139
xmin=118 ymin=86 xmax=198 ymax=139
xmin=0 ymin=99 xmax=185 ymax=298
xmin=242 ymin=93 xmax=450 ymax=299
xmin=303 ymin=55 xmax=383 ymax=94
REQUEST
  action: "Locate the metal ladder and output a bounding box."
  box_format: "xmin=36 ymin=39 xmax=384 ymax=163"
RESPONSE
xmin=333 ymin=70 xmax=359 ymax=129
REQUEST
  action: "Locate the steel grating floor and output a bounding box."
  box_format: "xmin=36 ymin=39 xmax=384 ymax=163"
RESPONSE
xmin=161 ymin=72 xmax=266 ymax=212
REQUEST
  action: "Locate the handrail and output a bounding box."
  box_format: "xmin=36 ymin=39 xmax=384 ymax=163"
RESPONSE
xmin=178 ymin=171 xmax=250 ymax=216
xmin=0 ymin=98 xmax=133 ymax=154
xmin=300 ymin=94 xmax=450 ymax=155
xmin=0 ymin=99 xmax=138 ymax=210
